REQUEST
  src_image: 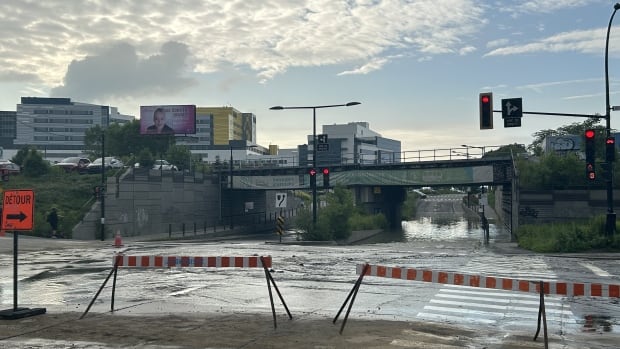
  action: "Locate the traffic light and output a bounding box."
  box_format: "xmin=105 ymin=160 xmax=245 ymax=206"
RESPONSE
xmin=479 ymin=92 xmax=493 ymax=130
xmin=606 ymin=136 xmax=616 ymax=162
xmin=322 ymin=167 xmax=330 ymax=188
xmin=585 ymin=129 xmax=596 ymax=180
xmin=308 ymin=168 xmax=317 ymax=188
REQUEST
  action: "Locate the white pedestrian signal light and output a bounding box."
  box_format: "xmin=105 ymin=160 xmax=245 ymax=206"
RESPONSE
xmin=479 ymin=92 xmax=493 ymax=130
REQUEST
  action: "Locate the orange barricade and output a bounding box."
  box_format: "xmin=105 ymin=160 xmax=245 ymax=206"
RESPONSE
xmin=82 ymin=255 xmax=291 ymax=328
xmin=335 ymin=263 xmax=620 ymax=346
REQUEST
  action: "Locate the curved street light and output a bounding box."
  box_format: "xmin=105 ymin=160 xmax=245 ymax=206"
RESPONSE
xmin=604 ymin=3 xmax=620 ymax=236
xmin=269 ymin=102 xmax=361 ymax=226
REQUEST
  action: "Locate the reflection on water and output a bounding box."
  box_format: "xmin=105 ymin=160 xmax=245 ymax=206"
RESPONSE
xmin=358 ymin=215 xmax=509 ymax=244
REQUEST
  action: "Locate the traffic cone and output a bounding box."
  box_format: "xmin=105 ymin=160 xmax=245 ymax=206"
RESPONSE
xmin=114 ymin=231 xmax=123 ymax=248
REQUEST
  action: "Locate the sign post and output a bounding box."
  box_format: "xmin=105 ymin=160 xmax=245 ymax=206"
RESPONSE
xmin=0 ymin=189 xmax=46 ymax=320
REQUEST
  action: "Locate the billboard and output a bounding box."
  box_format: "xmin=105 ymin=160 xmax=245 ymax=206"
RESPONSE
xmin=140 ymin=105 xmax=196 ymax=135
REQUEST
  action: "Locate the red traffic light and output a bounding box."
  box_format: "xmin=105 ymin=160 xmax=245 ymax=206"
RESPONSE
xmin=322 ymin=168 xmax=329 ymax=175
xmin=481 ymin=95 xmax=490 ymax=104
xmin=606 ymin=137 xmax=615 ymax=145
xmin=585 ymin=129 xmax=595 ymax=139
xmin=309 ymin=168 xmax=317 ymax=176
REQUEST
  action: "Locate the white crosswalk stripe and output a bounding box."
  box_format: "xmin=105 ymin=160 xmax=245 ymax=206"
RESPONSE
xmin=417 ymin=256 xmax=576 ymax=328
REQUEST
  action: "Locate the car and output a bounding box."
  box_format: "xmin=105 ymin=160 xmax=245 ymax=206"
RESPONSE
xmin=152 ymin=159 xmax=178 ymax=171
xmin=53 ymin=157 xmax=90 ymax=173
xmin=0 ymin=160 xmax=20 ymax=175
xmin=86 ymin=157 xmax=124 ymax=173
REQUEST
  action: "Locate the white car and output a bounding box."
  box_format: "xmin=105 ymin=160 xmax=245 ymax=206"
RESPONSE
xmin=152 ymin=160 xmax=178 ymax=171
xmin=86 ymin=157 xmax=124 ymax=173
xmin=0 ymin=160 xmax=20 ymax=174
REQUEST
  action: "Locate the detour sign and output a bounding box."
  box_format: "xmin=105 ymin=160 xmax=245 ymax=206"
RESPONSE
xmin=2 ymin=189 xmax=34 ymax=231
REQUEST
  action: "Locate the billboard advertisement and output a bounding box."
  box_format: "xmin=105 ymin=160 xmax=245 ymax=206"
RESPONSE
xmin=139 ymin=105 xmax=196 ymax=135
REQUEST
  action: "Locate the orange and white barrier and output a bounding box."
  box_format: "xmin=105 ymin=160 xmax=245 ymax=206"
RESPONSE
xmin=114 ymin=255 xmax=272 ymax=269
xmin=356 ymin=264 xmax=620 ymax=298
xmin=84 ymin=254 xmax=290 ymax=329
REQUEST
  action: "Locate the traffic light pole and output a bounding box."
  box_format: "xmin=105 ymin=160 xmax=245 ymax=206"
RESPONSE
xmin=489 ymin=107 xmax=614 ymax=235
xmin=603 ymin=3 xmax=620 ymax=236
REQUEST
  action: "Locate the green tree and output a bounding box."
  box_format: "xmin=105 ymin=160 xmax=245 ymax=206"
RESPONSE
xmin=528 ymin=117 xmax=604 ymax=155
xmin=21 ymin=148 xmax=49 ymax=177
xmin=165 ymin=144 xmax=192 ymax=171
xmin=11 ymin=146 xmax=49 ymax=177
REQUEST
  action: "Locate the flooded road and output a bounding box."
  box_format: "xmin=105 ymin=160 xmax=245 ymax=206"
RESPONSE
xmin=1 ymin=193 xmax=619 ymax=348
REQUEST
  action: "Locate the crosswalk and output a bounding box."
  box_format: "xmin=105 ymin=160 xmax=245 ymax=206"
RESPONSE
xmin=416 ymin=255 xmax=576 ymax=330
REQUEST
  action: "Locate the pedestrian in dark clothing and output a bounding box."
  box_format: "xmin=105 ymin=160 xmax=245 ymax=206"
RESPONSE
xmin=47 ymin=208 xmax=59 ymax=238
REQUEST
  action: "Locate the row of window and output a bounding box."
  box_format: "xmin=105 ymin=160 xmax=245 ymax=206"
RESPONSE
xmin=33 ymin=136 xmax=85 ymax=142
xmin=34 ymin=127 xmax=90 ymax=133
xmin=32 ymin=109 xmax=95 ymax=115
xmin=33 ymin=118 xmax=95 ymax=124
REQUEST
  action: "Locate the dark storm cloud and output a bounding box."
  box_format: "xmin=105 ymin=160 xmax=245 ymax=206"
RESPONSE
xmin=51 ymin=41 xmax=196 ymax=100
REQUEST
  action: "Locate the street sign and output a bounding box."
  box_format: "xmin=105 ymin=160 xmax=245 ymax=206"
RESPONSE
xmin=275 ymin=193 xmax=287 ymax=208
xmin=2 ymin=189 xmax=34 ymax=231
xmin=501 ymin=98 xmax=523 ymax=119
xmin=317 ymin=143 xmax=329 ymax=151
xmin=504 ymin=117 xmax=522 ymax=128
xmin=318 ymin=134 xmax=328 ymax=143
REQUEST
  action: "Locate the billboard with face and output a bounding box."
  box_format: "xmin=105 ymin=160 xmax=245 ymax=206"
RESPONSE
xmin=139 ymin=105 xmax=196 ymax=135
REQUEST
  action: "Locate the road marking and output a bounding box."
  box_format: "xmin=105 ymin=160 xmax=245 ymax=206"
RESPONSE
xmin=579 ymin=262 xmax=612 ymax=277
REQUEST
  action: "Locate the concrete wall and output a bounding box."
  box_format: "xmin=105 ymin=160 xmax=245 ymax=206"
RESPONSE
xmin=73 ymin=170 xmax=305 ymax=240
xmin=518 ymin=189 xmax=620 ymax=226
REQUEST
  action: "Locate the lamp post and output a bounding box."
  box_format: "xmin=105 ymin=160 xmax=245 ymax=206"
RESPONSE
xmin=604 ymin=3 xmax=620 ymax=236
xmin=228 ymin=144 xmax=256 ymax=229
xmin=461 ymin=144 xmax=486 ymax=158
xmin=270 ymin=102 xmax=361 ymax=226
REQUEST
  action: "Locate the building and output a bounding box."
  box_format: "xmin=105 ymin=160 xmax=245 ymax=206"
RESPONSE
xmin=14 ymin=97 xmax=132 ymax=161
xmin=176 ymin=107 xmax=257 ymax=162
xmin=301 ymin=122 xmax=401 ymax=167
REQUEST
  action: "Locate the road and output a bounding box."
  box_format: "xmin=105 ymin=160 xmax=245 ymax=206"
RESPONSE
xmin=0 ymin=194 xmax=618 ymax=348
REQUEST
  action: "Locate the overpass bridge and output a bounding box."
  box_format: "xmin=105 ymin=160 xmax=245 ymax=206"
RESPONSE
xmin=220 ymin=155 xmax=516 ymax=233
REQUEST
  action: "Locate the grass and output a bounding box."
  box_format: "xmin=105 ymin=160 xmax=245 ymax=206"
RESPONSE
xmin=1 ymin=168 xmax=117 ymax=238
xmin=516 ymin=215 xmax=620 ymax=252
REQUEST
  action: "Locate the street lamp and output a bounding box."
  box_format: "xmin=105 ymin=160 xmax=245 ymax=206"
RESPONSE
xmin=604 ymin=3 xmax=620 ymax=236
xmin=461 ymin=144 xmax=486 ymax=158
xmin=452 ymin=150 xmax=469 ymax=159
xmin=270 ymin=102 xmax=361 ymax=226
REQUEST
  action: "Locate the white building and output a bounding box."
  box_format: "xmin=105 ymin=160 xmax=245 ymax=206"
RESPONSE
xmin=15 ymin=97 xmax=132 ymax=161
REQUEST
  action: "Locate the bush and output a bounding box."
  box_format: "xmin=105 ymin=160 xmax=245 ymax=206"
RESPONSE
xmin=516 ymin=215 xmax=620 ymax=252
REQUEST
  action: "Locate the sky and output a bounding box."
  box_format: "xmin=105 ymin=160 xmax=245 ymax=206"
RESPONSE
xmin=1 ymin=0 xmax=620 ymax=153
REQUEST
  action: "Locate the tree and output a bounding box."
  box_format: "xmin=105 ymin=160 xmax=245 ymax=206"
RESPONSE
xmin=21 ymin=148 xmax=49 ymax=177
xmin=528 ymin=117 xmax=604 ymax=155
xmin=165 ymin=144 xmax=192 ymax=171
xmin=84 ymin=120 xmax=176 ymax=160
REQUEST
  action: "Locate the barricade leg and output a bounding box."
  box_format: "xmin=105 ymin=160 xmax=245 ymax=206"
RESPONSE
xmin=111 ymin=265 xmax=119 ymax=312
xmin=260 ymin=256 xmax=292 ymax=329
xmin=333 ymin=263 xmax=369 ymax=334
xmin=80 ymin=255 xmax=122 ymax=319
xmin=533 ymin=280 xmax=549 ymax=348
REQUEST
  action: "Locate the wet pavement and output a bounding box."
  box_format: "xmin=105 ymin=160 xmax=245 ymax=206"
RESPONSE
xmin=1 ymin=195 xmax=619 ymax=348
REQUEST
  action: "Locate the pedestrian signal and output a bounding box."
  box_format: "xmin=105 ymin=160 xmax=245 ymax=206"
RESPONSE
xmin=606 ymin=137 xmax=615 ymax=162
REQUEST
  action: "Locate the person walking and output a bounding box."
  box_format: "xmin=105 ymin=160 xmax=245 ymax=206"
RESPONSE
xmin=47 ymin=207 xmax=59 ymax=238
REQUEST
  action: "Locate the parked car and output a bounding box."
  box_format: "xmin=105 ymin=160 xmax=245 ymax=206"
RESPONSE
xmin=0 ymin=160 xmax=21 ymax=174
xmin=53 ymin=157 xmax=90 ymax=173
xmin=152 ymin=159 xmax=178 ymax=171
xmin=86 ymin=157 xmax=124 ymax=173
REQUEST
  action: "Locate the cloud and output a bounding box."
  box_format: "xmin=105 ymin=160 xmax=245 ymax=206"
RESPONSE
xmin=484 ymin=28 xmax=608 ymax=56
xmin=51 ymin=41 xmax=196 ymax=100
xmin=0 ymin=0 xmax=486 ymax=91
xmin=338 ymin=57 xmax=391 ymax=76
